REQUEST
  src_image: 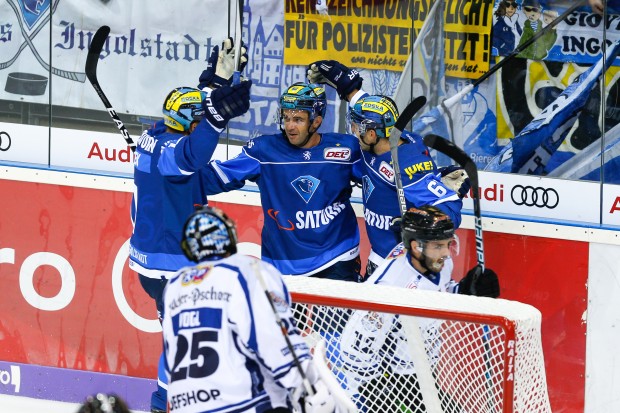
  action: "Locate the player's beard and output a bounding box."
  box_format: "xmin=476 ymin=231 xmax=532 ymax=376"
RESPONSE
xmin=424 ymin=255 xmax=446 ymax=273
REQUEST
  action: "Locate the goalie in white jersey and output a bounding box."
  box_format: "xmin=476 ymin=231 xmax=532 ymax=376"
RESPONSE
xmin=162 ymin=205 xmax=355 ymax=413
xmin=339 ymin=206 xmax=500 ymax=412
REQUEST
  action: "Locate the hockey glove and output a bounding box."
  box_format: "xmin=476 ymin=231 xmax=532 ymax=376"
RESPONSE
xmin=439 ymin=165 xmax=471 ymax=198
xmin=202 ymin=80 xmax=252 ymax=130
xmin=458 ymin=265 xmax=500 ymax=298
xmin=198 ymin=37 xmax=248 ymax=89
xmin=306 ymin=60 xmax=363 ymax=100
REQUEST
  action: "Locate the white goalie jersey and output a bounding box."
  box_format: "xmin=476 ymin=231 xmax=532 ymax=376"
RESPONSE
xmin=161 ymin=254 xmax=311 ymax=413
xmin=339 ymin=243 xmax=458 ymax=391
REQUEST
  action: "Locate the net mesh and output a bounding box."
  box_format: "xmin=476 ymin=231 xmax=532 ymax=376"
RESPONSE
xmin=283 ymin=276 xmax=551 ymax=413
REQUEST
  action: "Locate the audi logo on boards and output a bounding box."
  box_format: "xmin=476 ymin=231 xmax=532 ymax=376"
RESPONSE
xmin=510 ymin=185 xmax=559 ymax=209
xmin=0 ymin=131 xmax=10 ymax=151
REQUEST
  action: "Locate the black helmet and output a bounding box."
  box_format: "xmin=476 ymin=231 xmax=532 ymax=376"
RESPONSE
xmin=401 ymin=206 xmax=454 ymax=252
xmin=77 ymin=394 xmax=130 ymax=413
xmin=181 ymin=205 xmax=238 ymax=262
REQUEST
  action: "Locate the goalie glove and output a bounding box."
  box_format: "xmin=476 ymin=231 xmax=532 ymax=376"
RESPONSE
xmin=439 ymin=165 xmax=471 ymax=198
xmin=458 ymin=265 xmax=500 ymax=298
xmin=202 ymin=80 xmax=252 ymax=130
xmin=306 ymin=60 xmax=363 ymax=100
xmin=198 ymin=37 xmax=248 ymax=89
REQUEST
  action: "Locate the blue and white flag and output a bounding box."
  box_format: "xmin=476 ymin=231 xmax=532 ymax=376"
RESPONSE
xmin=486 ymin=40 xmax=620 ymax=175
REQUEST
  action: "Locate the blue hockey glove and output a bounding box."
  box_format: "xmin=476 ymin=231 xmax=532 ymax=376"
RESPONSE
xmin=202 ymin=80 xmax=252 ymax=130
xmin=459 ymin=265 xmax=500 ymax=298
xmin=439 ymin=165 xmax=471 ymax=198
xmin=306 ymin=60 xmax=363 ymax=100
xmin=198 ymin=37 xmax=248 ymax=89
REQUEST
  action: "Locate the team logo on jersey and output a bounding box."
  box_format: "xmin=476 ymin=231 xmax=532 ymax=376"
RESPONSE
xmin=378 ymin=161 xmax=395 ymax=182
xmin=387 ymin=243 xmax=406 ymax=260
xmin=303 ymin=151 xmax=311 ymax=160
xmin=269 ymin=291 xmax=289 ymax=313
xmin=181 ymin=266 xmax=211 ymax=286
xmin=362 ymin=175 xmax=375 ymax=202
xmin=291 ymin=175 xmax=320 ymax=203
xmin=323 ymin=147 xmax=351 ymax=161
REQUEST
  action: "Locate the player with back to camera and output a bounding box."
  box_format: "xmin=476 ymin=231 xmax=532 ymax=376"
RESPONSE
xmin=162 ymin=205 xmax=356 ymax=413
xmin=307 ymin=60 xmax=470 ymax=278
xmin=127 ymin=38 xmax=251 ymax=413
xmin=339 ymin=206 xmax=500 ymax=412
xmin=198 ymin=82 xmax=363 ymax=281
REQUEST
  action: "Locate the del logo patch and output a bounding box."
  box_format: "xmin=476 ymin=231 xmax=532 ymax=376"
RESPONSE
xmin=379 ymin=161 xmax=395 ymax=182
xmin=323 ymin=147 xmax=351 ymax=160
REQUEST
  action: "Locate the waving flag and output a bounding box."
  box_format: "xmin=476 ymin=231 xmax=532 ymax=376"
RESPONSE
xmin=486 ymin=40 xmax=620 ymax=174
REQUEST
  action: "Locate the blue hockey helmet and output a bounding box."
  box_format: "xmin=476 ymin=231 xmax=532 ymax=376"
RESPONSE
xmin=279 ymin=83 xmax=327 ymax=121
xmin=401 ymin=206 xmax=454 ymax=252
xmin=181 ymin=205 xmax=238 ymax=262
xmin=162 ymin=86 xmax=206 ymax=132
xmin=348 ymin=95 xmax=399 ymax=139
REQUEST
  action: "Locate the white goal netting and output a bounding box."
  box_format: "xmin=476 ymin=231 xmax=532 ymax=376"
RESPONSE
xmin=283 ymin=276 xmax=551 ymax=413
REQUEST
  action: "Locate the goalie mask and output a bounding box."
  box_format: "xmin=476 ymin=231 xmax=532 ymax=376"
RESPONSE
xmin=162 ymin=86 xmax=206 ymax=132
xmin=181 ymin=206 xmax=238 ymax=262
xmin=279 ymin=83 xmax=327 ymax=123
xmin=348 ymin=95 xmax=399 ymax=139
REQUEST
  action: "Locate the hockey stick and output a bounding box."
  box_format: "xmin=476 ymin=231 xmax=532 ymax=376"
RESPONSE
xmin=250 ymin=260 xmax=315 ymax=397
xmin=423 ymin=134 xmax=494 ymax=409
xmin=388 ymin=96 xmax=428 ymax=215
xmin=423 ymin=134 xmax=484 ymax=271
xmin=232 ymin=0 xmax=244 ymax=85
xmin=85 ymin=25 xmax=136 ymax=153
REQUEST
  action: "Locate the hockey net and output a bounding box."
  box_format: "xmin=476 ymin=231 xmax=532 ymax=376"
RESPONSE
xmin=283 ymin=276 xmax=551 ymax=413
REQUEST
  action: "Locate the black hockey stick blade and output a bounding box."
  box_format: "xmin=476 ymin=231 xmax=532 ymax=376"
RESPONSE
xmin=85 ymin=25 xmax=136 ymax=152
xmin=394 ymin=95 xmax=427 ymax=133
xmin=423 ymin=134 xmax=485 ymax=270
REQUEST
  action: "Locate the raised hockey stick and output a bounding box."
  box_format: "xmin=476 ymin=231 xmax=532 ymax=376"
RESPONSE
xmin=388 ymin=96 xmax=428 ymax=215
xmin=232 ymin=0 xmax=244 ymax=85
xmin=250 ymin=260 xmax=315 ymax=396
xmin=423 ymin=134 xmax=484 ymax=271
xmin=85 ymin=25 xmax=136 ymax=153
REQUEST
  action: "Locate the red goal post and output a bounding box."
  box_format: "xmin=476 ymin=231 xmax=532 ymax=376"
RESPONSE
xmin=283 ymin=276 xmax=551 ymax=413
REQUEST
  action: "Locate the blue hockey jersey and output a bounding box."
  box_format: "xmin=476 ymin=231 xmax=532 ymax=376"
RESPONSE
xmin=129 ymin=120 xmax=221 ymax=278
xmin=200 ymin=132 xmax=362 ymax=276
xmin=353 ymin=132 xmax=463 ymax=262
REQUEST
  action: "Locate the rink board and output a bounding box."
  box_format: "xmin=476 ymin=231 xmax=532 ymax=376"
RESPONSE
xmin=0 ymin=171 xmax=591 ymax=412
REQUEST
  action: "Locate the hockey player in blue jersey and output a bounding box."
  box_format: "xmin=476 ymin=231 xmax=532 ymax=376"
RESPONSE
xmin=199 ymin=83 xmax=362 ymax=280
xmin=129 ymin=39 xmax=251 ymax=413
xmin=307 ymin=61 xmax=470 ymax=276
xmin=162 ymin=206 xmax=356 ymax=413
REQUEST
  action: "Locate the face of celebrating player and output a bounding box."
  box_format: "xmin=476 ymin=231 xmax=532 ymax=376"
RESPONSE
xmin=411 ymin=238 xmax=454 ymax=273
xmin=350 ymin=121 xmax=378 ymax=152
xmin=281 ymin=109 xmax=322 ymax=148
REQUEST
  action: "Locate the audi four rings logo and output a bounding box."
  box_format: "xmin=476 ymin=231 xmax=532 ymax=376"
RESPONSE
xmin=0 ymin=131 xmax=10 ymax=151
xmin=510 ymin=185 xmax=559 ymax=209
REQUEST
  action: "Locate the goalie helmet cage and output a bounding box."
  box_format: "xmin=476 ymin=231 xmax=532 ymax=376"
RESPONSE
xmin=283 ymin=276 xmax=551 ymax=413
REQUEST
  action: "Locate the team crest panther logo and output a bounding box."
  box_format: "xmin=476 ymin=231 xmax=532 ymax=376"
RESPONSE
xmin=291 ymin=175 xmax=320 ymax=203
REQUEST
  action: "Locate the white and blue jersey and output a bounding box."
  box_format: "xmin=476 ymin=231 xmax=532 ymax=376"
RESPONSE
xmin=129 ymin=120 xmax=221 ymax=279
xmin=200 ymin=132 xmax=362 ymax=276
xmin=162 ymin=254 xmax=312 ymax=413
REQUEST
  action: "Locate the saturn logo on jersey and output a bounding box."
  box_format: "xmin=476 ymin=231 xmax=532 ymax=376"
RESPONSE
xmin=323 ymin=147 xmax=351 ymax=160
xmin=267 ymin=209 xmax=295 ymax=231
xmin=291 ymin=175 xmax=320 ymax=203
